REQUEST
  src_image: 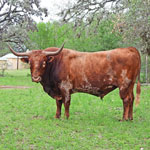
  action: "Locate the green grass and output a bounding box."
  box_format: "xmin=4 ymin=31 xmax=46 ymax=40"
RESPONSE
xmin=0 ymin=69 xmax=150 ymax=150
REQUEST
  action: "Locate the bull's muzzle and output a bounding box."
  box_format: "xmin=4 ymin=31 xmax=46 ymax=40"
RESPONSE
xmin=32 ymin=76 xmax=42 ymax=82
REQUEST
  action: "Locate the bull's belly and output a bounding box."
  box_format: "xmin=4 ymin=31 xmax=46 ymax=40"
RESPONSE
xmin=72 ymin=86 xmax=101 ymax=96
xmin=72 ymin=85 xmax=117 ymax=98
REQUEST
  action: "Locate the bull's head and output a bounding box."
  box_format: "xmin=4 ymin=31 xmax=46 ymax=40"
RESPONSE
xmin=8 ymin=44 xmax=64 ymax=83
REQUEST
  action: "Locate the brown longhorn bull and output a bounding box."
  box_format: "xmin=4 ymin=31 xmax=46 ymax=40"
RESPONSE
xmin=8 ymin=44 xmax=141 ymax=121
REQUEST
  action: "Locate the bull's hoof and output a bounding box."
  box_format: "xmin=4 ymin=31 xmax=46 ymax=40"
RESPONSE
xmin=55 ymin=115 xmax=61 ymax=119
xmin=119 ymin=119 xmax=128 ymax=122
xmin=64 ymin=113 xmax=69 ymax=119
xmin=119 ymin=118 xmax=133 ymax=122
xmin=128 ymin=117 xmax=133 ymax=121
xmin=128 ymin=118 xmax=133 ymax=121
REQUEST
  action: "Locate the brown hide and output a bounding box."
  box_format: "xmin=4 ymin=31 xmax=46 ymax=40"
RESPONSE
xmin=57 ymin=47 xmax=140 ymax=98
xmin=40 ymin=47 xmax=141 ymax=120
xmin=10 ymin=46 xmax=141 ymax=121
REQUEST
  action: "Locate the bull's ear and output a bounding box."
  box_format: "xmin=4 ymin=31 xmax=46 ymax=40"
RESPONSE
xmin=47 ymin=56 xmax=54 ymax=63
xmin=21 ymin=58 xmax=29 ymax=63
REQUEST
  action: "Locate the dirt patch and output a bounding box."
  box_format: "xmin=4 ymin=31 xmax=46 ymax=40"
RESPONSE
xmin=0 ymin=85 xmax=31 ymax=89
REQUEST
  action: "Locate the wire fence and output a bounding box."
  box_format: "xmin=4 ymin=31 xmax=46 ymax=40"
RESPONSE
xmin=141 ymin=55 xmax=150 ymax=83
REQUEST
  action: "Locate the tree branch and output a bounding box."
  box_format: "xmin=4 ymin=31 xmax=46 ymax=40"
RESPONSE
xmin=0 ymin=0 xmax=48 ymax=47
xmin=60 ymin=0 xmax=121 ymax=26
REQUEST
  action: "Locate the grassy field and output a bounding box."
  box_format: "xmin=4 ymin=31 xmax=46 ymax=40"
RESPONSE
xmin=0 ymin=70 xmax=150 ymax=150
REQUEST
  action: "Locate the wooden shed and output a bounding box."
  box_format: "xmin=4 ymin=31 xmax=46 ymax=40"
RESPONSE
xmin=0 ymin=53 xmax=29 ymax=70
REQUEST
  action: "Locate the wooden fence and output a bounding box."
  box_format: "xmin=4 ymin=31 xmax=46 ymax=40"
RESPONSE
xmin=141 ymin=54 xmax=150 ymax=83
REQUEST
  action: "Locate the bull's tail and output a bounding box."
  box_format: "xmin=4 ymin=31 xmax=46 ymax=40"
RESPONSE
xmin=135 ymin=71 xmax=141 ymax=107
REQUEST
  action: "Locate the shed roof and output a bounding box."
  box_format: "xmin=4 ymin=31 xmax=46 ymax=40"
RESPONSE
xmin=0 ymin=53 xmax=19 ymax=60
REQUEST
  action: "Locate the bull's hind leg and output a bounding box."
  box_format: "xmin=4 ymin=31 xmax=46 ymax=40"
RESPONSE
xmin=119 ymin=87 xmax=130 ymax=121
xmin=128 ymin=91 xmax=134 ymax=120
xmin=119 ymin=85 xmax=134 ymax=121
xmin=122 ymin=96 xmax=130 ymax=121
xmin=55 ymin=99 xmax=63 ymax=118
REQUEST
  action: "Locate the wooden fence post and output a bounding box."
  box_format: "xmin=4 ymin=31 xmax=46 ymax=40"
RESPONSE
xmin=145 ymin=54 xmax=148 ymax=83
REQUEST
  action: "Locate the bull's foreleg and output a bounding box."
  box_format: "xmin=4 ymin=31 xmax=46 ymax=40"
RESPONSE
xmin=60 ymin=82 xmax=72 ymax=119
xmin=55 ymin=100 xmax=63 ymax=119
xmin=63 ymin=91 xmax=71 ymax=119
xmin=64 ymin=98 xmax=71 ymax=119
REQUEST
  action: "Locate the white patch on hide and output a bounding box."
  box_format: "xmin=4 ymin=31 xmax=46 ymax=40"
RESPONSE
xmin=60 ymin=76 xmax=73 ymax=102
xmin=82 ymin=73 xmax=92 ymax=88
xmin=107 ymin=66 xmax=114 ymax=83
xmin=125 ymin=77 xmax=131 ymax=85
xmin=121 ymin=69 xmax=127 ymax=78
xmin=108 ymin=77 xmax=113 ymax=82
xmin=120 ymin=69 xmax=131 ymax=89
xmin=107 ymin=85 xmax=113 ymax=88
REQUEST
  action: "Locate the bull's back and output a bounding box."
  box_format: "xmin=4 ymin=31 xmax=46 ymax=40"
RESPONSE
xmin=66 ymin=47 xmax=140 ymax=77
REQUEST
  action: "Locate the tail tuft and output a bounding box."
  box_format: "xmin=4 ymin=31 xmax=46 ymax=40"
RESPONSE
xmin=135 ymin=80 xmax=141 ymax=107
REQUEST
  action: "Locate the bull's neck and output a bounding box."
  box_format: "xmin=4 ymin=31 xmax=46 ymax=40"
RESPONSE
xmin=40 ymin=54 xmax=62 ymax=85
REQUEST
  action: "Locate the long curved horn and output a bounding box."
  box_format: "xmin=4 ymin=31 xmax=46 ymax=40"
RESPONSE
xmin=43 ymin=42 xmax=65 ymax=56
xmin=7 ymin=44 xmax=30 ymax=57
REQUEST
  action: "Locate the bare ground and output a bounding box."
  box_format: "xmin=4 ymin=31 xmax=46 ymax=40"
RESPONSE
xmin=0 ymin=85 xmax=31 ymax=89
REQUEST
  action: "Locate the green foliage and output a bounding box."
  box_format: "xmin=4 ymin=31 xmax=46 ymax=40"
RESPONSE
xmin=87 ymin=20 xmax=122 ymax=51
xmin=0 ymin=70 xmax=150 ymax=149
xmin=28 ymin=22 xmax=72 ymax=49
xmin=0 ymin=42 xmax=10 ymax=56
xmin=28 ymin=20 xmax=123 ymax=52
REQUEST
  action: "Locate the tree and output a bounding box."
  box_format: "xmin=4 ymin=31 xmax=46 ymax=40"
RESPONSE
xmin=115 ymin=0 xmax=150 ymax=55
xmin=67 ymin=19 xmax=122 ymax=51
xmin=29 ymin=21 xmax=122 ymax=52
xmin=60 ymin=0 xmax=150 ymax=55
xmin=28 ymin=22 xmax=72 ymax=49
xmin=0 ymin=0 xmax=47 ymax=51
xmin=60 ymin=0 xmax=122 ymax=27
